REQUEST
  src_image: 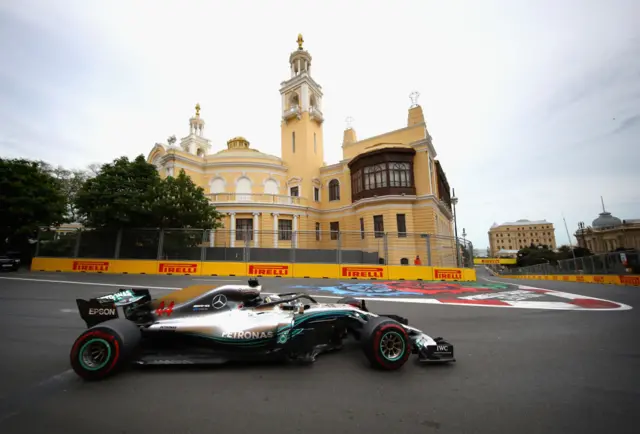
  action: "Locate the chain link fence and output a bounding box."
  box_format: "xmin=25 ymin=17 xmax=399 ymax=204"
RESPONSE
xmin=35 ymin=227 xmax=475 ymax=268
xmin=502 ymin=250 xmax=640 ymax=275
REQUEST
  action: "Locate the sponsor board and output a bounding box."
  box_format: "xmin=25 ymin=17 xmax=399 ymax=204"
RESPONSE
xmin=473 ymin=258 xmax=517 ymax=265
xmin=158 ymin=262 xmax=198 ymax=274
xmin=221 ymin=331 xmax=274 ymax=339
xmin=341 ymin=266 xmax=385 ymax=279
xmin=73 ymin=261 xmax=109 ymax=272
xmin=248 ymin=264 xmax=289 ymax=277
xmin=434 ymin=268 xmax=463 ymax=280
xmin=505 ymin=274 xmax=640 ymax=287
xmin=620 ymin=275 xmax=640 ymax=286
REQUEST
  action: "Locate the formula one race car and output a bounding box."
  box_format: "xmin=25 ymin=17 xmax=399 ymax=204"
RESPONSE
xmin=70 ymin=279 xmax=455 ymax=380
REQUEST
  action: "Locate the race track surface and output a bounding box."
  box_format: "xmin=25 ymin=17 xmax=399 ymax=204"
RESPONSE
xmin=0 ymin=267 xmax=638 ymax=434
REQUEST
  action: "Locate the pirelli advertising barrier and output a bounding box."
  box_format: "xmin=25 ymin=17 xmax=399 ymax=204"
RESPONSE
xmin=30 ymin=258 xmax=477 ymax=282
xmin=473 ymin=258 xmax=517 ymax=265
xmin=506 ymin=274 xmax=640 ymax=287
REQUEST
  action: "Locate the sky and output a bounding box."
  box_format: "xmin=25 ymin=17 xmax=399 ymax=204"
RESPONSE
xmin=1 ymin=0 xmax=639 ymax=250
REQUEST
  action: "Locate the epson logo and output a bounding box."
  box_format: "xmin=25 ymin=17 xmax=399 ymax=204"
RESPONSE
xmin=89 ymin=308 xmax=116 ymax=316
xmin=221 ymin=331 xmax=274 ymax=339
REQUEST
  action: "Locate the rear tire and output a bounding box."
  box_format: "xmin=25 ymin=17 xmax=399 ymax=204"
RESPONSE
xmin=70 ymin=319 xmax=141 ymax=381
xmin=361 ymin=317 xmax=411 ymax=371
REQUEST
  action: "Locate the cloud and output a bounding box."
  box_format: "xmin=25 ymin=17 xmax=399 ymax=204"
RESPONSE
xmin=0 ymin=0 xmax=639 ymax=250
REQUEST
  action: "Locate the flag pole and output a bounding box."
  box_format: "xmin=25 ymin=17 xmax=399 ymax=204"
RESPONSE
xmin=562 ymin=213 xmax=578 ymax=271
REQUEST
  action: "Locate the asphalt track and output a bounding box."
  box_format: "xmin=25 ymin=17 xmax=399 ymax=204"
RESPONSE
xmin=0 ymin=267 xmax=638 ymax=434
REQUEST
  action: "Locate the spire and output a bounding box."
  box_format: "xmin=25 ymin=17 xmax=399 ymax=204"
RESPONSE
xmin=407 ymin=91 xmax=425 ymax=126
xmin=601 ymin=196 xmax=606 ymax=213
xmin=289 ymin=34 xmax=312 ymax=78
xmin=343 ymin=116 xmax=357 ymax=144
xmin=189 ymin=103 xmax=205 ymax=137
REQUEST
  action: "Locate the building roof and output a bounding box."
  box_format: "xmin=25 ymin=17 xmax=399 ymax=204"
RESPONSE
xmin=491 ymin=219 xmax=551 ymax=228
xmin=592 ymin=211 xmax=622 ymax=229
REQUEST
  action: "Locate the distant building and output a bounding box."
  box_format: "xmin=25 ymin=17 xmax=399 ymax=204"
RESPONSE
xmin=488 ymin=219 xmax=556 ymax=256
xmin=575 ymin=207 xmax=640 ymax=253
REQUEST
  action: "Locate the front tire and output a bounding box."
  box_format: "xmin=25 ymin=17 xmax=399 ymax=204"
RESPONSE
xmin=70 ymin=319 xmax=141 ymax=381
xmin=361 ymin=317 xmax=411 ymax=370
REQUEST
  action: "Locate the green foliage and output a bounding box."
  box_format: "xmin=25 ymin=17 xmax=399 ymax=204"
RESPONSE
xmin=40 ymin=163 xmax=95 ymax=222
xmin=516 ymin=243 xmax=593 ymax=267
xmin=74 ymin=155 xmax=222 ymax=230
xmin=154 ymin=170 xmax=223 ymax=229
xmin=0 ymin=158 xmax=67 ymax=251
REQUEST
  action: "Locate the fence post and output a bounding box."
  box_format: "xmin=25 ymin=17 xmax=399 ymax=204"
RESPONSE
xmin=383 ymin=233 xmax=389 ymax=265
xmin=200 ymin=229 xmax=207 ymax=262
xmin=291 ymin=231 xmax=296 ymax=263
xmin=156 ymin=229 xmax=165 ymax=260
xmin=337 ymin=231 xmax=342 ymax=264
xmin=73 ymin=230 xmax=81 ymax=258
xmin=114 ymin=229 xmax=122 ymax=259
xmin=34 ymin=227 xmax=42 ymax=257
xmin=425 ymin=234 xmax=432 ymax=266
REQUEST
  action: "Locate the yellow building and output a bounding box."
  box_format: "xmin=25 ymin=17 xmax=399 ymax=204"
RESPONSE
xmin=147 ymin=35 xmax=456 ymax=267
xmin=489 ymin=219 xmax=556 ymax=256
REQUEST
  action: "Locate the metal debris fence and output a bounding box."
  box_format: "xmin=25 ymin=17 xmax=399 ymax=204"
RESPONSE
xmin=502 ymin=250 xmax=640 ymax=276
xmin=34 ymin=227 xmax=475 ymax=268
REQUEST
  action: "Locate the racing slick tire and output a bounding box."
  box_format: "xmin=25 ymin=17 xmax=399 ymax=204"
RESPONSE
xmin=70 ymin=319 xmax=141 ymax=381
xmin=361 ymin=317 xmax=411 ymax=371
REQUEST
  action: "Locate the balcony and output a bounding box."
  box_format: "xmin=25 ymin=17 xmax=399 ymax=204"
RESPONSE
xmin=309 ymin=106 xmax=324 ymax=123
xmin=282 ymin=105 xmax=301 ymax=121
xmin=207 ymin=193 xmax=308 ymax=207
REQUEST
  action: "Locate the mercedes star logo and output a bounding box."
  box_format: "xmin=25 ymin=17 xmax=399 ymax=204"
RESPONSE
xmin=211 ymin=294 xmax=227 ymax=309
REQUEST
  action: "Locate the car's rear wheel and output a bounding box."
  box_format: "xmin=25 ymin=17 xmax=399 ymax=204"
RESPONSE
xmin=361 ymin=317 xmax=411 ymax=370
xmin=70 ymin=319 xmax=141 ymax=381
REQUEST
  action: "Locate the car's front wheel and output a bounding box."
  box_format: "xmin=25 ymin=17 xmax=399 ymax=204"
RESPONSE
xmin=361 ymin=317 xmax=411 ymax=370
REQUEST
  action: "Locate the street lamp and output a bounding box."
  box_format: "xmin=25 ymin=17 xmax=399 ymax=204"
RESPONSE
xmin=461 ymin=228 xmax=467 ymax=267
xmin=451 ymin=188 xmax=460 ymax=267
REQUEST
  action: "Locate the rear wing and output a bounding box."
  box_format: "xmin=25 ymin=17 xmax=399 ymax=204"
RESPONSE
xmin=76 ymin=288 xmax=152 ymax=328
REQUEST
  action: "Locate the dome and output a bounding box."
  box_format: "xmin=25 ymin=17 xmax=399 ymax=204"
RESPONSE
xmin=592 ymin=211 xmax=622 ymax=229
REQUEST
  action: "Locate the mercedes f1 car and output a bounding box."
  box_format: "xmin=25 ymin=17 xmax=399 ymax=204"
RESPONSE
xmin=70 ymin=279 xmax=455 ymax=380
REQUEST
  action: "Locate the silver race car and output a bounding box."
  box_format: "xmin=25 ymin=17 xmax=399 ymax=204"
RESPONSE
xmin=70 ymin=279 xmax=455 ymax=380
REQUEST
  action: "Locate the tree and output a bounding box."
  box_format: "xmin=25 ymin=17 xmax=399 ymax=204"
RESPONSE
xmin=0 ymin=158 xmax=67 ymax=253
xmin=153 ymin=170 xmax=223 ymax=229
xmin=40 ymin=163 xmax=94 ymax=222
xmin=516 ymin=245 xmax=557 ymax=267
xmin=75 ymin=155 xmax=222 ymax=230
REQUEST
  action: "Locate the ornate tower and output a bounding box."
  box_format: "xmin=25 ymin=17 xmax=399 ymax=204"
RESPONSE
xmin=179 ymin=103 xmax=211 ymax=157
xmin=280 ymin=34 xmax=325 ymax=200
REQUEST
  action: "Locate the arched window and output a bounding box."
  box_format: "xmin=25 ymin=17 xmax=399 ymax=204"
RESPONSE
xmin=364 ymin=164 xmax=387 ymax=190
xmin=210 ymin=178 xmax=225 ymax=194
xmin=264 ymin=179 xmax=278 ymax=195
xmin=389 ymin=162 xmax=411 ymax=187
xmin=236 ymin=177 xmax=251 ymax=202
xmin=328 ymin=179 xmax=340 ymax=201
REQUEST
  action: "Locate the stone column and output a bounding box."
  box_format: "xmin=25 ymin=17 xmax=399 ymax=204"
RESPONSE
xmin=272 ymin=213 xmax=279 ymax=248
xmin=253 ymin=212 xmax=260 ymax=248
xmin=293 ymin=214 xmax=299 ymax=248
xmin=229 ymin=212 xmax=236 ymax=248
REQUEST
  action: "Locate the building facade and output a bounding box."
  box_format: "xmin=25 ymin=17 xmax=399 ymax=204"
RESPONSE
xmin=575 ymin=208 xmax=640 ymax=253
xmin=488 ymin=219 xmax=556 ymax=256
xmin=147 ymin=35 xmax=456 ymax=266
